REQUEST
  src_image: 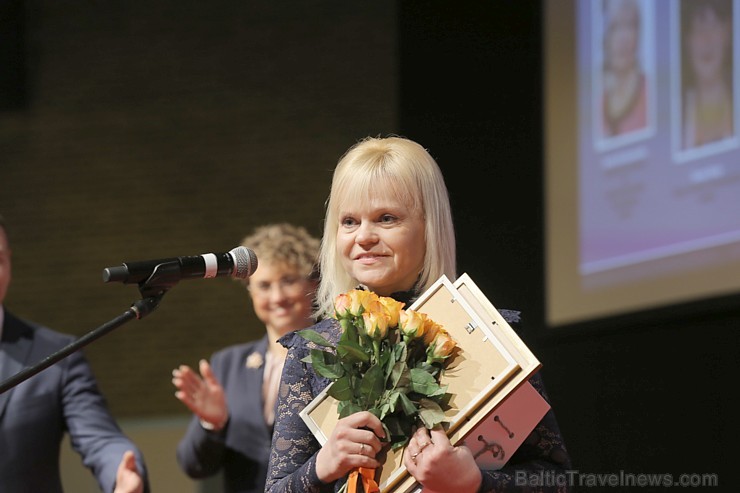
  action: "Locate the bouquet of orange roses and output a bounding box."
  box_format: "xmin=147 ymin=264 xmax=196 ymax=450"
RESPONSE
xmin=298 ymin=289 xmax=458 ymax=493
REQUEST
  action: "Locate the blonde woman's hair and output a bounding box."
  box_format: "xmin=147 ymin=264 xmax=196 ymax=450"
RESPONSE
xmin=316 ymin=136 xmax=456 ymax=318
xmin=238 ymin=223 xmax=320 ymax=285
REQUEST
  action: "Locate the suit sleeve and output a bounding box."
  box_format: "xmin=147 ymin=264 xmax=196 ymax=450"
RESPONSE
xmin=62 ymin=348 xmax=150 ymax=493
xmin=176 ymin=407 xmax=229 ymax=478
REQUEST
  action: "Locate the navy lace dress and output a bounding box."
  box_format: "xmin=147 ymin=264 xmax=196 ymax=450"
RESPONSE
xmin=265 ymin=309 xmax=572 ymax=493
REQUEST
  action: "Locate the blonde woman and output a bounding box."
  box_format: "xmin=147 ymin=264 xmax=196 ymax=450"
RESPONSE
xmin=266 ymin=137 xmax=571 ymax=492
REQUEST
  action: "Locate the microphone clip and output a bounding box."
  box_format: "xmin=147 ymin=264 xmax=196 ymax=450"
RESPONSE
xmin=133 ymin=261 xmax=182 ymax=317
xmin=137 ymin=260 xmax=182 ymax=296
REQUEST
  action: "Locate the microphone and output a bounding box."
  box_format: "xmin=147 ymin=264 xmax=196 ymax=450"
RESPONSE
xmin=102 ymin=246 xmax=258 ymax=284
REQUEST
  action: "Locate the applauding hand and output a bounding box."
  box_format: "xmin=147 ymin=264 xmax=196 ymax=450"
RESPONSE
xmin=172 ymin=359 xmax=229 ymax=430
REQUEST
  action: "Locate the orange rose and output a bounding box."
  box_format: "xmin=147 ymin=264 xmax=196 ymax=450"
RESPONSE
xmin=333 ymin=292 xmax=353 ymax=319
xmin=334 ymin=289 xmax=377 ymax=319
xmin=362 ymin=301 xmax=390 ymax=340
xmin=378 ymin=296 xmax=405 ymax=327
xmin=422 ymin=319 xmax=442 ymax=345
xmin=399 ymin=310 xmax=427 ymax=340
xmin=427 ymin=328 xmax=457 ymax=363
xmin=352 ymin=290 xmax=378 ymax=315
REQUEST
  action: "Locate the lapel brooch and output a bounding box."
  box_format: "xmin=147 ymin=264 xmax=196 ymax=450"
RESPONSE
xmin=245 ymin=352 xmax=264 ymax=369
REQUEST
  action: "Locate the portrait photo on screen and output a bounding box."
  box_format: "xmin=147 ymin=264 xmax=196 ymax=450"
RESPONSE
xmin=675 ymin=0 xmax=737 ymax=159
xmin=594 ymin=0 xmax=656 ymax=151
xmin=545 ymin=0 xmax=740 ymax=327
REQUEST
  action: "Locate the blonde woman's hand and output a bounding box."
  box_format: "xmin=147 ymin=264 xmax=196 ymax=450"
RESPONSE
xmin=315 ymin=411 xmax=386 ymax=483
xmin=403 ymin=426 xmax=481 ymax=493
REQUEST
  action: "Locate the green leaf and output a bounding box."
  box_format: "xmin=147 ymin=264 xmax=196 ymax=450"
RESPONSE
xmin=383 ymin=415 xmax=408 ymax=437
xmin=380 ymin=422 xmax=392 ymax=444
xmin=336 ymin=339 xmax=370 ymax=364
xmin=409 ymin=368 xmax=442 ymax=396
xmin=340 ymin=319 xmax=359 ymax=344
xmin=309 ymin=349 xmax=344 ymax=380
xmin=383 ymin=344 xmax=397 ymax=379
xmin=418 ymin=398 xmax=446 ymax=428
xmin=383 ymin=415 xmax=413 ymax=450
xmin=389 ymin=361 xmax=409 ymax=390
xmin=426 ymin=383 xmax=447 ymax=397
xmin=388 ymin=390 xmax=400 ymax=413
xmin=327 ymin=376 xmax=353 ymax=401
xmin=337 ymin=400 xmax=349 ymax=418
xmin=397 ymin=392 xmax=418 ymax=416
xmin=393 ymin=342 xmax=408 ymax=363
xmin=297 ymin=329 xmax=335 ymax=348
xmin=377 ymin=390 xmax=399 ymax=420
xmin=378 ymin=401 xmax=391 ymax=420
xmin=360 ymin=364 xmax=385 ymax=408
xmin=415 ymin=361 xmax=437 ymax=374
xmin=362 ymin=324 xmax=377 ymax=350
xmin=338 ymin=401 xmax=363 ymax=419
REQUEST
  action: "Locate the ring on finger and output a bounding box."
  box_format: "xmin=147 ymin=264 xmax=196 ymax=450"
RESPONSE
xmin=359 ymin=443 xmax=365 ymax=455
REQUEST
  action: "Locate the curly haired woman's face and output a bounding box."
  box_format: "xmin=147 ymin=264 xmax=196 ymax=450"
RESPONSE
xmin=248 ymin=261 xmax=315 ymax=335
xmin=336 ymin=195 xmax=425 ymax=297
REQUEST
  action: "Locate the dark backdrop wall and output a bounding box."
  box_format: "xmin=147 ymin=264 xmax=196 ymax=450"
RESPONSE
xmin=397 ymin=1 xmax=735 ymax=491
xmin=1 ymin=1 xmax=735 ymax=491
xmin=1 ymin=0 xmax=397 ymax=414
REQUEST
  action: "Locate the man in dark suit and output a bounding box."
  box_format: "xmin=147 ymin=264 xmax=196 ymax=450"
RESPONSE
xmin=0 ymin=214 xmax=149 ymax=493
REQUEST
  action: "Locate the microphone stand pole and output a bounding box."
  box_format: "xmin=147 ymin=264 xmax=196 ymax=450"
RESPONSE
xmin=0 ymin=262 xmax=180 ymax=394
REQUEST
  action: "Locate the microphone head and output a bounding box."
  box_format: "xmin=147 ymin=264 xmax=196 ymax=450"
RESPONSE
xmin=230 ymin=246 xmax=258 ymax=279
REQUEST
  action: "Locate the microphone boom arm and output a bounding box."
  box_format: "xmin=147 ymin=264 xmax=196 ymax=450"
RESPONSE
xmin=0 ymin=259 xmax=185 ymax=395
xmin=0 ymin=291 xmax=165 ymax=395
xmin=0 ymin=248 xmax=249 ymax=394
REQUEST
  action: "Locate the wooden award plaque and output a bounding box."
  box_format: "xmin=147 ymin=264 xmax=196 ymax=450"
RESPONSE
xmin=300 ymin=274 xmax=543 ymax=492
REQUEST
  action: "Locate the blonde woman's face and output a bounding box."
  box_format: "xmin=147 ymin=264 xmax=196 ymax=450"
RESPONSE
xmin=247 ymin=261 xmax=315 ymax=336
xmin=336 ymin=193 xmax=425 ymax=297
